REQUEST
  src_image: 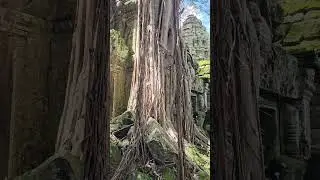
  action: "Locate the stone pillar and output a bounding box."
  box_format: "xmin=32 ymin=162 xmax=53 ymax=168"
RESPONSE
xmin=4 ymin=9 xmax=51 ymax=178
xmin=111 ymin=64 xmax=126 ymax=117
xmin=47 ymin=19 xmax=73 ymax=160
xmin=300 ymin=68 xmax=316 ymax=160
xmin=284 ymin=103 xmax=300 ymax=157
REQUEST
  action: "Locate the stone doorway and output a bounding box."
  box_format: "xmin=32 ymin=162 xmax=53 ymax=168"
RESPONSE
xmin=259 ymin=107 xmax=278 ymax=167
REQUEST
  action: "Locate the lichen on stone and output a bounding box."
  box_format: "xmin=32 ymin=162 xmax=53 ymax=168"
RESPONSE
xmin=197 ymin=59 xmax=210 ymax=79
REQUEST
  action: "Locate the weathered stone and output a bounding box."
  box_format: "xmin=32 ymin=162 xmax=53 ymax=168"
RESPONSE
xmin=283 ymin=13 xmax=304 ymax=24
xmin=281 ymin=0 xmax=320 ymax=16
xmin=0 ymin=7 xmax=49 ymax=35
xmin=8 ymin=33 xmax=52 ymax=178
xmin=13 ymin=153 xmax=83 ymax=180
xmin=274 ymin=24 xmax=291 ymax=42
xmin=283 ymin=21 xmax=305 ymax=45
xmin=0 ymin=1 xmax=74 ymax=178
xmin=181 ymin=15 xmax=209 ymax=61
xmin=305 ymin=10 xmax=320 ymax=20
xmin=284 ymin=39 xmax=320 ymax=54
xmin=144 ymin=118 xmax=178 ymax=164
xmin=278 ymin=1 xmax=320 ymax=54
xmin=110 ymin=139 xmax=122 ymax=174
xmin=110 ymin=29 xmax=134 ymax=117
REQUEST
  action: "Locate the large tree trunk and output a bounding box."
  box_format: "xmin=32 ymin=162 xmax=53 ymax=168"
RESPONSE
xmin=112 ymin=0 xmax=204 ymax=179
xmin=55 ymin=0 xmax=110 ymax=179
xmin=213 ymin=0 xmax=265 ymax=179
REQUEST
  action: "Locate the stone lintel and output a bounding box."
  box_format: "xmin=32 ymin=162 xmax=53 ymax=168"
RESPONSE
xmin=0 ymin=7 xmax=50 ymax=36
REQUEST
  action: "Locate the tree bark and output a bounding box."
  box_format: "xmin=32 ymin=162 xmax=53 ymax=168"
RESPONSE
xmin=112 ymin=0 xmax=203 ymax=179
xmin=55 ymin=0 xmax=110 ymax=179
xmin=213 ymin=0 xmax=265 ymax=179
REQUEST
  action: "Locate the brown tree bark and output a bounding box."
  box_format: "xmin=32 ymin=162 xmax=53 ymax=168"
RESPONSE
xmin=112 ymin=0 xmax=208 ymax=179
xmin=55 ymin=0 xmax=110 ymax=179
xmin=213 ymin=0 xmax=265 ymax=179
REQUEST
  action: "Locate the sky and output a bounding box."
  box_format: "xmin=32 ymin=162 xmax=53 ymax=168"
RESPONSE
xmin=180 ymin=0 xmax=210 ymax=32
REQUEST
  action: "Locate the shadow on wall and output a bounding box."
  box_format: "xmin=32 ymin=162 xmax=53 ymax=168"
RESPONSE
xmin=304 ymin=155 xmax=320 ymax=180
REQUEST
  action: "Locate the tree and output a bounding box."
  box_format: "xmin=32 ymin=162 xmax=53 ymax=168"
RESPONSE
xmin=55 ymin=0 xmax=110 ymax=179
xmin=111 ymin=0 xmax=208 ymax=179
xmin=213 ymin=0 xmax=265 ymax=179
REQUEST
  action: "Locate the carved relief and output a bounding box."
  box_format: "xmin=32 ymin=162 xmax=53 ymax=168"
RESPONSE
xmin=260 ymin=46 xmax=300 ymax=98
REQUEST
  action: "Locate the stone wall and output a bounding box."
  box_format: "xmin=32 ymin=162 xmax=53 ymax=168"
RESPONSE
xmin=0 ymin=1 xmax=74 ymax=178
xmin=181 ymin=16 xmax=210 ymax=131
xmin=275 ymin=0 xmax=320 ymax=54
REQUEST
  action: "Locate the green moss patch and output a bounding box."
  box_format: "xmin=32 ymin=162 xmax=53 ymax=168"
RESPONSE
xmin=185 ymin=145 xmax=210 ymax=176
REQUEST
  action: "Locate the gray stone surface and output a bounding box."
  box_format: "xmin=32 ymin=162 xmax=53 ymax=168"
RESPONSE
xmin=181 ymin=15 xmax=209 ymax=61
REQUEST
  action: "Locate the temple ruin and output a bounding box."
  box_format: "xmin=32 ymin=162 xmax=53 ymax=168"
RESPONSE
xmin=0 ymin=0 xmax=319 ymax=179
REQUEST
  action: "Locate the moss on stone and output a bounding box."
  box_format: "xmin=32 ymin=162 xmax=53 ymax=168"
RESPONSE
xmin=284 ymin=39 xmax=320 ymax=54
xmin=185 ymin=145 xmax=210 ymax=176
xmin=110 ymin=139 xmax=122 ymax=170
xmin=110 ymin=29 xmax=130 ymax=62
xmin=281 ymin=0 xmax=320 ymax=15
xmin=162 ymin=167 xmax=177 ymax=180
xmin=283 ymin=21 xmax=304 ymax=44
xmin=283 ymin=18 xmax=320 ymax=45
xmin=305 ymin=10 xmax=320 ymax=19
xmin=128 ymin=168 xmax=153 ymax=180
